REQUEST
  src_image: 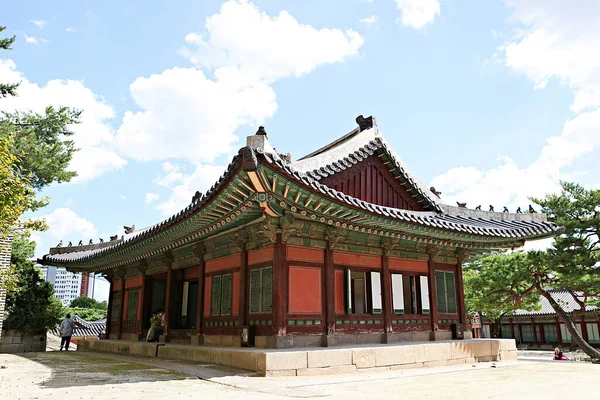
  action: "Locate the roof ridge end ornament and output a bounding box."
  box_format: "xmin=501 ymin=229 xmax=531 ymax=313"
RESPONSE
xmin=355 ymin=115 xmax=376 ymax=132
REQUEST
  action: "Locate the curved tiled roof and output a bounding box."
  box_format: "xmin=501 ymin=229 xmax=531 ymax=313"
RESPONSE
xmin=40 ymin=123 xmax=563 ymax=267
xmin=509 ymin=290 xmax=598 ymax=316
xmin=262 ymin=149 xmax=561 ymax=240
xmin=291 ymin=127 xmax=442 ymax=212
xmin=52 ymin=316 xmax=106 ymax=337
xmin=41 ymin=153 xmax=243 ymax=265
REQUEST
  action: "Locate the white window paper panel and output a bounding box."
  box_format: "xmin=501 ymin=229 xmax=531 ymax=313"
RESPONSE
xmin=420 ymin=276 xmax=430 ymax=314
xmin=391 ymin=274 xmax=404 ymax=314
xmin=370 ymin=271 xmax=382 ymax=314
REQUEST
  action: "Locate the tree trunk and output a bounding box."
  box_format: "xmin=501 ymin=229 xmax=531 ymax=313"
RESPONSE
xmin=534 ymin=277 xmax=600 ymax=359
xmin=492 ymin=319 xmax=502 ymax=338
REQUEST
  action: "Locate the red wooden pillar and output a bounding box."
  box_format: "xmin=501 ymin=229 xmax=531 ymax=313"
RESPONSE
xmin=517 ymin=322 xmax=523 ymax=343
xmin=455 ymin=260 xmax=466 ymax=328
xmin=240 ymin=249 xmax=249 ymax=328
xmin=381 ymin=252 xmax=393 ymax=334
xmin=426 ymin=256 xmax=439 ymax=333
xmin=273 ymin=233 xmax=287 ymax=336
xmin=105 ymin=277 xmax=114 ymax=338
xmin=118 ymin=274 xmax=126 ymax=339
xmin=510 ymin=319 xmax=516 ymax=340
xmin=556 ymin=318 xmax=562 ymax=345
xmin=195 ymin=259 xmax=205 ymax=336
xmin=163 ymin=252 xmax=174 ymax=337
xmin=532 ymin=319 xmax=538 ymax=344
xmin=324 ymin=245 xmax=335 ymax=336
xmin=138 ymin=265 xmax=148 ymax=336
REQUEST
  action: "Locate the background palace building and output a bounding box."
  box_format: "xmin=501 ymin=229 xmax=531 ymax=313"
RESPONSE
xmin=39 ymin=116 xmax=562 ymax=348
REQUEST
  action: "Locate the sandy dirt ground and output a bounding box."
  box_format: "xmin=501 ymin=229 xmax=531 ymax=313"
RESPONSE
xmin=0 ymin=350 xmax=598 ymax=400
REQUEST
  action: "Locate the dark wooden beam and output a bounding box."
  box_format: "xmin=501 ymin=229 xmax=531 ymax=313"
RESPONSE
xmin=381 ymin=253 xmax=393 ymax=334
xmin=324 ymin=245 xmax=335 ymax=335
xmin=273 ymin=232 xmax=287 ymax=336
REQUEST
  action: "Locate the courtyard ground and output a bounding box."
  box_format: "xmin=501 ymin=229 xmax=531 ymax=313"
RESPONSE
xmin=0 ymin=349 xmax=597 ymax=399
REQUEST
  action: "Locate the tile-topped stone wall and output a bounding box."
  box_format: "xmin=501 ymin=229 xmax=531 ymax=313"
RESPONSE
xmin=0 ymin=236 xmax=13 ymax=341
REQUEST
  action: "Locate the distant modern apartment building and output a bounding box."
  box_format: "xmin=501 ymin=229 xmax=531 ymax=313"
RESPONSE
xmin=38 ymin=266 xmax=108 ymax=306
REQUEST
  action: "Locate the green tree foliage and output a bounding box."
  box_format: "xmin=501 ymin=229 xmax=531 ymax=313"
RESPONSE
xmin=4 ymin=232 xmax=62 ymax=334
xmin=0 ymin=133 xmax=48 ymax=237
xmin=464 ymin=252 xmax=541 ymax=337
xmin=463 ymin=182 xmax=600 ymax=359
xmin=70 ymin=296 xmax=107 ymax=311
xmin=2 ymin=107 xmax=80 ymax=189
xmin=0 ymin=26 xmax=18 ymax=98
xmin=531 ymin=182 xmax=600 ymax=358
xmin=0 ymin=25 xmax=79 ymax=237
xmin=62 ymin=307 xmax=106 ymax=322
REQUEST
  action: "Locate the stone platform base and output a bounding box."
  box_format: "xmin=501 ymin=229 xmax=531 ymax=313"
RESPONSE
xmin=78 ymin=338 xmax=516 ymax=376
xmin=0 ymin=330 xmax=47 ymax=354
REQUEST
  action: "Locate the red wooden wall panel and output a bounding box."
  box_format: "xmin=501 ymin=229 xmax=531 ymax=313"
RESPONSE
xmin=203 ymin=277 xmax=211 ymax=317
xmin=288 ymin=266 xmax=322 ymax=314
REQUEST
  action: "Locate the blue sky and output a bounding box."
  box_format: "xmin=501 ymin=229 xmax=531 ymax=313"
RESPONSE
xmin=2 ymin=0 xmax=600 ymax=258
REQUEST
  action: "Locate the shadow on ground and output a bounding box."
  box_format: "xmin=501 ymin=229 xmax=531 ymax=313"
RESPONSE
xmin=19 ymin=351 xmax=190 ymax=389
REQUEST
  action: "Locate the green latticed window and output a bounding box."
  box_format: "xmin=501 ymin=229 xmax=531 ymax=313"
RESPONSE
xmin=211 ymin=273 xmax=232 ymax=316
xmin=501 ymin=324 xmax=512 ymax=339
xmin=111 ymin=293 xmax=121 ymax=322
xmin=435 ymin=271 xmax=457 ymax=314
xmin=126 ymin=290 xmax=139 ymax=320
xmin=521 ymin=324 xmax=534 ymax=342
xmin=543 ymin=324 xmax=558 ymax=343
xmin=250 ymin=267 xmax=272 ymax=314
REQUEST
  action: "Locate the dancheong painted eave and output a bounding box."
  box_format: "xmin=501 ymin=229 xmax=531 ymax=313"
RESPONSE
xmin=38 ymin=116 xmax=564 ymax=270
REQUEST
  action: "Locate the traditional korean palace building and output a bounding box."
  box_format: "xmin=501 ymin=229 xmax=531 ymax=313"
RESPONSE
xmin=39 ymin=116 xmax=562 ymax=349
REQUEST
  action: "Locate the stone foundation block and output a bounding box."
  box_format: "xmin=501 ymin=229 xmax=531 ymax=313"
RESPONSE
xmin=210 ymin=349 xmax=232 ymax=365
xmin=264 ymin=369 xmax=298 ymax=377
xmin=296 ymin=365 xmax=357 ymax=376
xmin=231 ymin=351 xmax=258 ymax=371
xmin=352 ymin=348 xmax=376 ymax=369
xmin=422 ymin=343 xmax=451 ymax=362
xmin=491 ymin=339 xmax=517 ymax=354
xmin=431 ymin=331 xmax=452 ymax=341
xmin=190 ymin=335 xmax=203 ymax=346
xmin=375 ymin=345 xmax=417 ymax=367
xmin=258 ymin=351 xmax=307 ymax=372
xmin=308 ymin=349 xmax=352 ymax=368
xmin=411 ymin=332 xmax=431 ymax=342
xmin=498 ymin=350 xmax=517 ymax=361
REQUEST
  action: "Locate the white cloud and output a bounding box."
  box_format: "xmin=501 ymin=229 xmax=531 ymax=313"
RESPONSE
xmin=360 ymin=15 xmax=379 ymax=26
xmin=501 ymin=0 xmax=600 ymax=111
xmin=66 ymin=28 xmax=75 ymax=33
xmin=155 ymin=162 xmax=184 ymax=187
xmin=154 ymin=163 xmax=227 ymax=216
xmin=30 ymin=20 xmax=46 ymax=28
xmin=42 ymin=207 xmax=98 ymax=241
xmin=115 ymin=0 xmax=363 ymax=163
xmin=145 ymin=193 xmax=160 ymax=204
xmin=119 ymin=194 xmax=127 ymax=200
xmin=395 ymin=0 xmax=440 ymax=30
xmin=432 ymin=1 xmax=600 ymax=215
xmin=0 ymin=59 xmax=127 ymax=182
xmin=24 ymin=35 xmax=39 ymax=45
xmin=179 ymin=0 xmax=363 ymax=84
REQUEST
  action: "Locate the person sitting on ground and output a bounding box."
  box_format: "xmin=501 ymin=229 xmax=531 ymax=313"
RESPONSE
xmin=554 ymin=347 xmax=569 ymax=361
xmin=147 ymin=309 xmax=165 ymax=342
